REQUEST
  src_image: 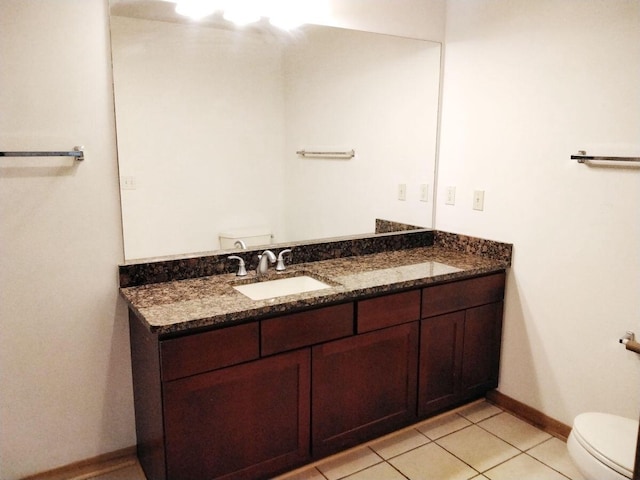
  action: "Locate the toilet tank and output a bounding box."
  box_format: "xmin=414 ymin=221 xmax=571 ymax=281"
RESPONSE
xmin=219 ymin=227 xmax=273 ymax=249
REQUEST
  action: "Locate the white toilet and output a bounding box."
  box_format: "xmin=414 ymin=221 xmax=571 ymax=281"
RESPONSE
xmin=567 ymin=412 xmax=638 ymax=480
xmin=219 ymin=227 xmax=273 ymax=250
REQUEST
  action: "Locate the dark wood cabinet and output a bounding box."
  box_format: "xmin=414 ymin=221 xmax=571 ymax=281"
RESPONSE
xmin=130 ymin=306 xmax=345 ymax=480
xmin=418 ymin=311 xmax=465 ymax=414
xmin=461 ymin=302 xmax=504 ymax=398
xmin=312 ymin=322 xmax=419 ymax=457
xmin=357 ymin=290 xmax=421 ymax=333
xmin=129 ymin=270 xmax=506 ymax=480
xmin=261 ymin=303 xmax=353 ymax=356
xmin=163 ymin=349 xmax=310 ymax=480
xmin=418 ymin=273 xmax=505 ymax=417
xmin=160 ymin=322 xmax=259 ymax=381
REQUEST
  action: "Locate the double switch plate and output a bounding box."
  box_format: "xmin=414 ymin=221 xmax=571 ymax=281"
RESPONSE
xmin=445 ymin=186 xmax=485 ymax=211
xmin=397 ymin=184 xmax=430 ymax=202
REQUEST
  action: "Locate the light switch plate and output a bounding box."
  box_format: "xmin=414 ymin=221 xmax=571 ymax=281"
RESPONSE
xmin=398 ymin=184 xmax=407 ymax=201
xmin=445 ymin=186 xmax=456 ymax=205
xmin=473 ymin=190 xmax=485 ymax=211
xmin=420 ymin=184 xmax=429 ymax=202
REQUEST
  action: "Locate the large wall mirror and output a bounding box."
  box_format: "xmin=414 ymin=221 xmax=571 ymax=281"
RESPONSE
xmin=110 ymin=1 xmax=442 ymax=261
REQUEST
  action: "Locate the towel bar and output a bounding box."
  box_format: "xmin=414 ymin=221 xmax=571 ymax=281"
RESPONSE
xmin=571 ymin=150 xmax=639 ymax=164
xmin=0 ymin=146 xmax=84 ymax=161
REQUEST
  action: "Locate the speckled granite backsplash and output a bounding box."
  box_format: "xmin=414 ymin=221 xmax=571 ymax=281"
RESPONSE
xmin=434 ymin=231 xmax=512 ymax=265
xmin=119 ymin=229 xmax=435 ymax=288
xmin=375 ymin=219 xmax=425 ymax=234
xmin=118 ymin=229 xmax=512 ymax=288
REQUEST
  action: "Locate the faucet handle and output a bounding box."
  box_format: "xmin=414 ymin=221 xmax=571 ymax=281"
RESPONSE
xmin=227 ymin=256 xmax=247 ymax=276
xmin=276 ymin=249 xmax=292 ymax=271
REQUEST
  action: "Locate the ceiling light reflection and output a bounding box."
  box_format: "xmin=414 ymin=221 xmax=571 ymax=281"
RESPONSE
xmin=174 ymin=1 xmax=218 ymax=20
xmin=268 ymin=15 xmax=304 ymax=31
xmin=223 ymin=9 xmax=261 ymax=26
xmin=172 ymin=0 xmax=330 ymax=29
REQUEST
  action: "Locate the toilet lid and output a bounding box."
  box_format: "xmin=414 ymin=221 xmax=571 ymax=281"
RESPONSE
xmin=572 ymin=412 xmax=638 ymax=479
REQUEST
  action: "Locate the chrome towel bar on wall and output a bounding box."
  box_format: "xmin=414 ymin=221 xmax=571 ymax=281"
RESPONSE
xmin=0 ymin=145 xmax=84 ymax=161
xmin=296 ymin=149 xmax=355 ymax=159
xmin=571 ymin=150 xmax=640 ymax=164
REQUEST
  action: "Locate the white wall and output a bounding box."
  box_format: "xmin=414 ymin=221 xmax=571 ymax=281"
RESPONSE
xmin=0 ymin=1 xmax=445 ymax=478
xmin=325 ymin=0 xmax=445 ymax=41
xmin=0 ymin=1 xmax=133 ymax=479
xmin=437 ymin=0 xmax=640 ymax=425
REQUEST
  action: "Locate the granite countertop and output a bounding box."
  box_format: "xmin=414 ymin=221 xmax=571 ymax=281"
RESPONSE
xmin=121 ymin=246 xmax=509 ymax=336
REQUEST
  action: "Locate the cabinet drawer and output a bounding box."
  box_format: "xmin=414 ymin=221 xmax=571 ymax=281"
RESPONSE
xmin=160 ymin=322 xmax=259 ymax=381
xmin=261 ymin=303 xmax=354 ymax=356
xmin=422 ymin=272 xmax=505 ymax=318
xmin=357 ymin=290 xmax=421 ymax=333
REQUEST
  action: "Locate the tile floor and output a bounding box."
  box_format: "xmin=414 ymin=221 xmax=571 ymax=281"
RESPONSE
xmin=90 ymin=401 xmax=586 ymax=480
xmin=275 ymin=401 xmax=585 ymax=480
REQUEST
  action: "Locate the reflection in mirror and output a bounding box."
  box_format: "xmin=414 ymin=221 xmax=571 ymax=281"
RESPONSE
xmin=110 ymin=1 xmax=441 ymax=261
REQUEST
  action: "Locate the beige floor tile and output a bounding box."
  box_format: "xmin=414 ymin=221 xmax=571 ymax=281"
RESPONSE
xmin=316 ymin=446 xmax=382 ymax=480
xmin=389 ymin=443 xmax=478 ymax=480
xmin=478 ymin=412 xmax=552 ymax=450
xmin=89 ymin=403 xmax=579 ymax=480
xmin=416 ymin=413 xmax=472 ymax=440
xmin=368 ymin=428 xmax=430 ymax=459
xmin=344 ymin=462 xmax=407 ymax=480
xmin=484 ymin=453 xmax=569 ymax=480
xmin=527 ymin=437 xmax=587 ymax=480
xmin=457 ymin=401 xmax=502 ymax=424
xmin=274 ymin=465 xmax=327 ymax=480
xmin=436 ymin=425 xmax=519 ymax=472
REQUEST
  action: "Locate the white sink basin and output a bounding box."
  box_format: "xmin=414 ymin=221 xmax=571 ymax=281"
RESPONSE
xmin=233 ymin=275 xmax=332 ymax=301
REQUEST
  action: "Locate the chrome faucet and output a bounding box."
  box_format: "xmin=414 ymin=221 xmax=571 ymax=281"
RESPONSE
xmin=256 ymin=250 xmax=276 ymax=278
xmin=227 ymin=256 xmax=247 ymax=276
xmin=234 ymin=240 xmax=247 ymax=250
xmin=276 ymin=249 xmax=292 ymax=271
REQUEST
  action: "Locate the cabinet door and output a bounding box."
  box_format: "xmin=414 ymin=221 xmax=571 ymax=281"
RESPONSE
xmin=418 ymin=311 xmax=465 ymax=417
xmin=163 ymin=349 xmax=310 ymax=480
xmin=460 ymin=302 xmax=503 ymax=399
xmin=418 ymin=302 xmax=504 ymax=417
xmin=312 ymin=323 xmax=418 ymax=457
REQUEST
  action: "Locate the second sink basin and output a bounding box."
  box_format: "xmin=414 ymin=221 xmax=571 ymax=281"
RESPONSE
xmin=233 ymin=275 xmax=332 ymax=301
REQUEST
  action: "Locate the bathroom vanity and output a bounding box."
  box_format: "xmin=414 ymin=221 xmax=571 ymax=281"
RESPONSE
xmin=120 ymin=231 xmax=511 ymax=480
